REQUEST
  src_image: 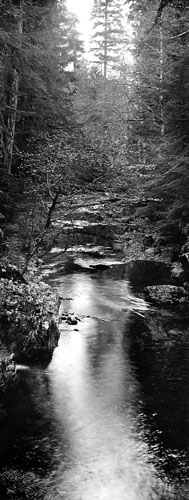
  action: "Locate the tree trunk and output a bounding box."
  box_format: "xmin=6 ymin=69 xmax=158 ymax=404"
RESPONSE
xmin=3 ymin=1 xmax=23 ymax=176
xmin=159 ymin=16 xmax=164 ymax=136
xmin=104 ymin=0 xmax=108 ymax=78
xmin=4 ymin=69 xmax=19 ymax=175
xmin=45 ymin=189 xmax=61 ymax=229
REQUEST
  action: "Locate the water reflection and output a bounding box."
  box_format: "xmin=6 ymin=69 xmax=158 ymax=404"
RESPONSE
xmin=1 ymin=272 xmax=188 ymax=499
xmin=44 ymin=275 xmax=169 ymax=499
xmin=128 ymin=312 xmax=189 ymax=482
xmin=48 ymin=329 xmax=162 ymax=499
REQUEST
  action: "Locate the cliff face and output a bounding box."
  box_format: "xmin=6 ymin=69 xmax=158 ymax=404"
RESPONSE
xmin=0 ymin=269 xmax=60 ymax=403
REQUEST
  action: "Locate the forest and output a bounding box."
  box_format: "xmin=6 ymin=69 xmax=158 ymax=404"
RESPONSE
xmin=0 ymin=0 xmax=189 ymax=266
xmin=0 ymin=1 xmax=189 ymax=499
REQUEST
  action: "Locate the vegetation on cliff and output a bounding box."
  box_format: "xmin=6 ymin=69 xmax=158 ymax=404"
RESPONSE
xmin=0 ymin=274 xmax=60 ymax=360
xmin=0 ymin=261 xmax=60 ymax=404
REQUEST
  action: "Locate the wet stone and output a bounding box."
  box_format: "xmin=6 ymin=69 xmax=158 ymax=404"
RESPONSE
xmin=66 ymin=317 xmax=78 ymax=325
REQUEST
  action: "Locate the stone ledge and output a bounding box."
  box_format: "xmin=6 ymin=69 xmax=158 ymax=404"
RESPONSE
xmin=144 ymin=284 xmax=189 ymax=306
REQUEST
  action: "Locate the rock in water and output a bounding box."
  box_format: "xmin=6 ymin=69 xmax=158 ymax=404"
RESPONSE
xmin=144 ymin=285 xmax=188 ymax=305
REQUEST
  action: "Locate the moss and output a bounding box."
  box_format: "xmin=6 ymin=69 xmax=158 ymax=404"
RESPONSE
xmin=0 ymin=276 xmax=60 ymax=362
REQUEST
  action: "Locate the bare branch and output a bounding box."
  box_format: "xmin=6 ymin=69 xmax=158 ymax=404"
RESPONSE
xmin=166 ymin=29 xmax=189 ymax=40
xmin=46 ymin=173 xmax=54 ymax=200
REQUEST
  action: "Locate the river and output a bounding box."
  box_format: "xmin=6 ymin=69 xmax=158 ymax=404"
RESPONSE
xmin=0 ymin=249 xmax=188 ymax=500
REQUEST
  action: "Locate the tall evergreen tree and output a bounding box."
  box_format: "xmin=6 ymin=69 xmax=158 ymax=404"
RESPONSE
xmin=90 ymin=0 xmax=126 ymax=77
xmin=0 ymin=0 xmax=83 ymax=178
xmin=128 ymin=0 xmax=189 ymax=238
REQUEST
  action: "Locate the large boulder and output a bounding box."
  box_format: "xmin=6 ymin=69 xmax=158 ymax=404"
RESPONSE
xmin=20 ymin=318 xmax=60 ymax=361
xmin=144 ymin=284 xmax=189 ymax=306
xmin=0 ymin=277 xmax=60 ymax=363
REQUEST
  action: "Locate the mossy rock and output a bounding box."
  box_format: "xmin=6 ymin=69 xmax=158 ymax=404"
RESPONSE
xmin=0 ymin=276 xmax=60 ymax=363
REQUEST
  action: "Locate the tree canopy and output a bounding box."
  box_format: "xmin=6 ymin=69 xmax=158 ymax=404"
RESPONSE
xmin=1 ymin=0 xmax=189 ymax=264
xmin=0 ymin=0 xmax=83 ymax=176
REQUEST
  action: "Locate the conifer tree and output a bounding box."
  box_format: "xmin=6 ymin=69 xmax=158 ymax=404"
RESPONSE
xmin=90 ymin=0 xmax=126 ymax=77
xmin=0 ymin=0 xmax=83 ymax=178
xmin=128 ymin=0 xmax=189 ymax=237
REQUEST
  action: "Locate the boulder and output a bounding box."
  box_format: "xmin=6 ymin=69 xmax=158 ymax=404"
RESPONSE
xmin=66 ymin=316 xmax=78 ymax=325
xmin=0 ymin=277 xmax=60 ymax=363
xmin=171 ymin=262 xmax=185 ymax=284
xmin=19 ymin=319 xmax=60 ymax=361
xmin=144 ymin=284 xmax=189 ymax=306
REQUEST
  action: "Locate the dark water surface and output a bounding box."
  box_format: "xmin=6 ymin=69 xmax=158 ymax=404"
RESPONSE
xmin=1 ymin=262 xmax=189 ymax=499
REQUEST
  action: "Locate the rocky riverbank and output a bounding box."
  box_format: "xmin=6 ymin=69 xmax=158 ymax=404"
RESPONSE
xmin=0 ymin=262 xmax=60 ymax=407
xmin=1 ymin=189 xmax=189 ymax=404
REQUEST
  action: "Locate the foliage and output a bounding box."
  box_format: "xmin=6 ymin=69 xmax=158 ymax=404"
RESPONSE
xmin=156 ymin=0 xmax=189 ymax=20
xmin=73 ymin=65 xmax=135 ymax=188
xmin=124 ymin=0 xmax=189 ymax=241
xmin=3 ymin=127 xmax=114 ymax=269
xmin=1 ymin=0 xmax=189 ymax=268
xmin=0 ymin=274 xmax=60 ymax=360
xmin=127 ymin=0 xmax=189 ymax=22
xmin=90 ymin=0 xmax=127 ymax=76
xmin=0 ymin=0 xmax=83 ymax=173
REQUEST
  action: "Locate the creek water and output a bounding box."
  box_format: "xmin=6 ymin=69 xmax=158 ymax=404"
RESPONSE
xmin=1 ymin=250 xmax=189 ymax=500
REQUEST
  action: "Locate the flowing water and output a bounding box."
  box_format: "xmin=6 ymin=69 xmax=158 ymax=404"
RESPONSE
xmin=0 ymin=250 xmax=188 ymax=500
